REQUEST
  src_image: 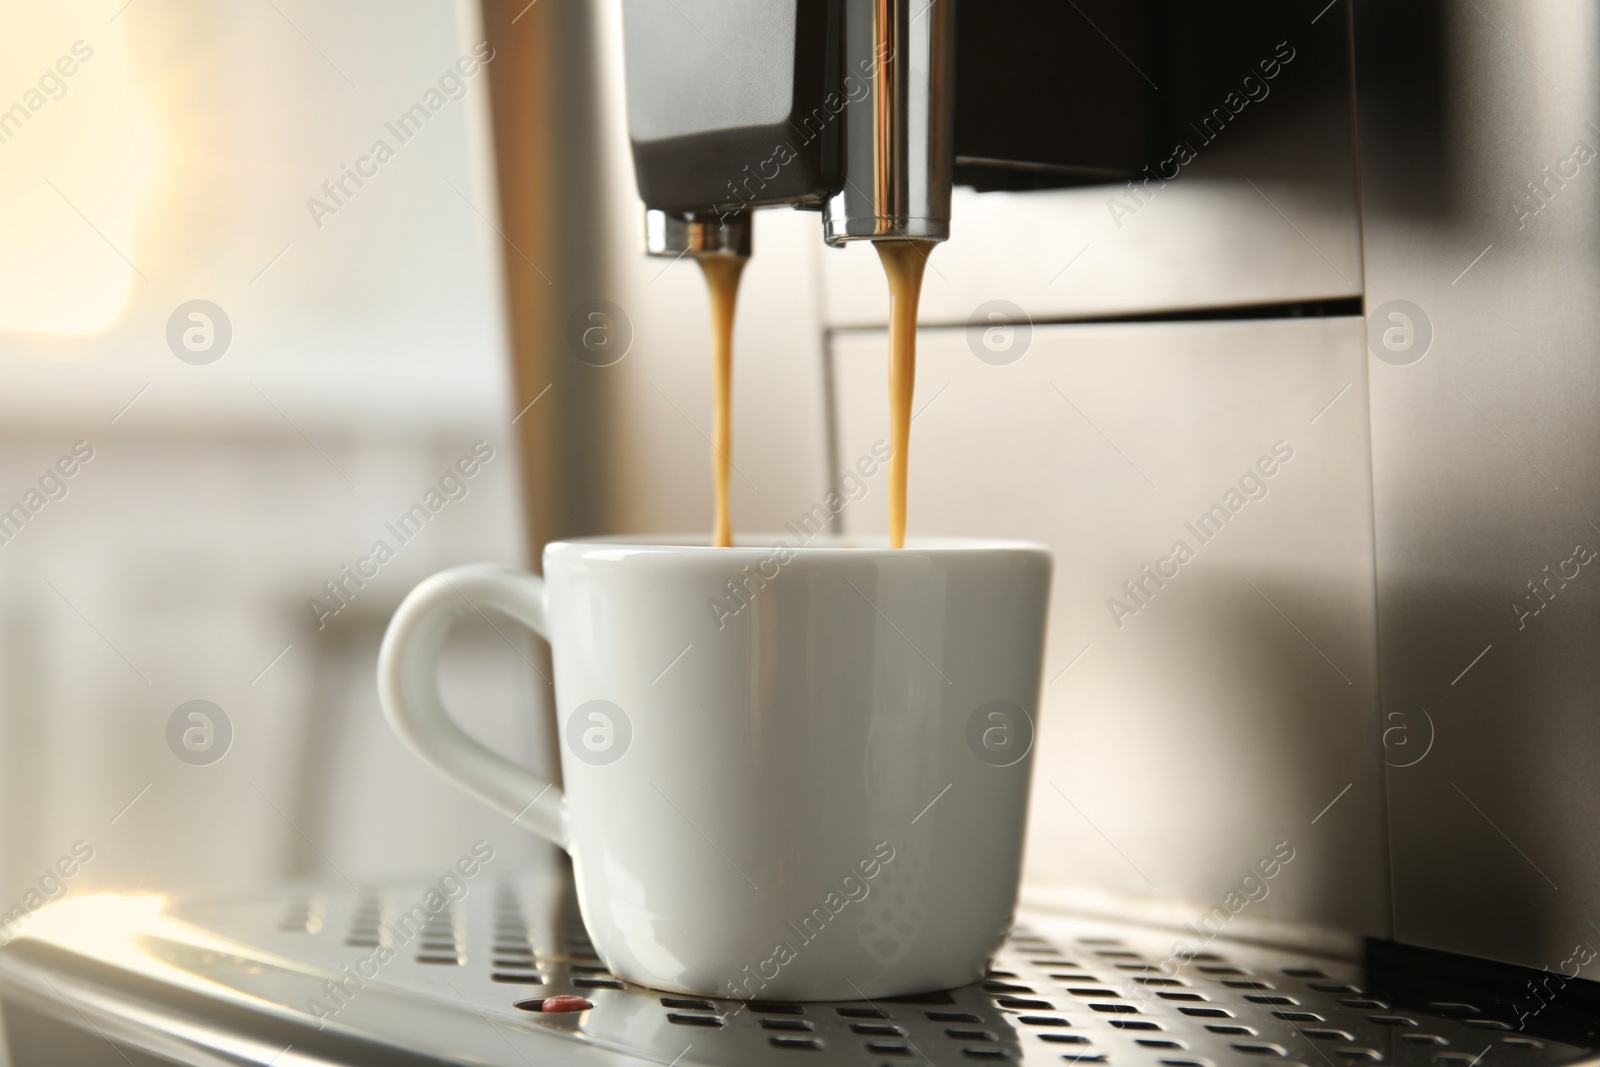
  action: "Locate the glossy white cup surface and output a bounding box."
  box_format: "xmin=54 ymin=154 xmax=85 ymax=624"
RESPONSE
xmin=378 ymin=535 xmax=1052 ymax=1000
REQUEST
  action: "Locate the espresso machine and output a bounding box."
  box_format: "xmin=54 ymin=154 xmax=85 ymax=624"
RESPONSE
xmin=4 ymin=1 xmax=1600 ymax=1064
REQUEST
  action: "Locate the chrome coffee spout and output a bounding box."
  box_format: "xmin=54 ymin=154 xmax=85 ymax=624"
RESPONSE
xmin=643 ymin=210 xmax=752 ymax=259
xmin=621 ymin=0 xmax=955 ymax=257
xmin=823 ymin=0 xmax=955 ymax=245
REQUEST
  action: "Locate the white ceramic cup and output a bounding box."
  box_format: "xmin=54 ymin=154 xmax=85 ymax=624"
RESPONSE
xmin=378 ymin=535 xmax=1051 ymax=1000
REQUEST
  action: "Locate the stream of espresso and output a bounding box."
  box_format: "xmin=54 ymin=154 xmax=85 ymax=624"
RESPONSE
xmin=698 ymin=240 xmax=928 ymax=549
xmin=875 ymin=240 xmax=936 ymax=549
xmin=699 ymin=254 xmax=747 ymax=548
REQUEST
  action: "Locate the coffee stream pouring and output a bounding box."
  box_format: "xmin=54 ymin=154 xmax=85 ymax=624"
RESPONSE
xmin=698 ymin=250 xmax=746 ymax=548
xmin=623 ymin=0 xmax=954 ymax=547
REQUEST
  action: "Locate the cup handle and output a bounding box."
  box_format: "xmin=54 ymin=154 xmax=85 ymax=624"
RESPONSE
xmin=377 ymin=563 xmax=567 ymax=847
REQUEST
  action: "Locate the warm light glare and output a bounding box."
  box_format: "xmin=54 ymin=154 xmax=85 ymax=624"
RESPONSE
xmin=16 ymin=893 xmax=165 ymax=950
xmin=0 ymin=2 xmax=160 ymax=337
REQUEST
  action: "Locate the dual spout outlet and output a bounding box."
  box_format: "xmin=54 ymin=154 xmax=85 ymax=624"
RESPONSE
xmin=634 ymin=0 xmax=955 ymax=259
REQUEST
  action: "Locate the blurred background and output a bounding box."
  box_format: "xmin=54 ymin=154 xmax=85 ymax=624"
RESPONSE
xmin=0 ymin=0 xmax=546 ymax=924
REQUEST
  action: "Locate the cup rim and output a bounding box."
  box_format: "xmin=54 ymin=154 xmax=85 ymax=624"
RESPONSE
xmin=545 ymin=533 xmax=1051 ymax=556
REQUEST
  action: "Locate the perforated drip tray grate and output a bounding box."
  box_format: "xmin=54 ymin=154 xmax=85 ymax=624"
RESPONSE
xmin=2 ymin=865 xmax=1598 ymax=1067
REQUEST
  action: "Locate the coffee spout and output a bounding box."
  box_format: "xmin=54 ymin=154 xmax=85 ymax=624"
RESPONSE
xmin=823 ymin=0 xmax=955 ymax=246
xmin=644 ymin=210 xmax=751 ymax=259
xmin=621 ymin=0 xmax=955 ymax=257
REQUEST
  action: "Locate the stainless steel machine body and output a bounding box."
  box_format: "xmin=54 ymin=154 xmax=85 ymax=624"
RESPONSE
xmin=571 ymin=0 xmax=1600 ymax=983
xmin=1354 ymin=0 xmax=1600 ymax=971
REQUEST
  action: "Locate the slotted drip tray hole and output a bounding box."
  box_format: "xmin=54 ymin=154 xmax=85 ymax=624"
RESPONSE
xmin=745 ymin=999 xmax=805 ymax=1014
xmin=762 ymin=1019 xmax=814 ymax=1032
xmin=189 ymin=879 xmax=1600 ymax=1067
xmin=943 ymin=1027 xmax=995 ymax=1041
xmin=659 ymin=997 xmax=713 ymax=1011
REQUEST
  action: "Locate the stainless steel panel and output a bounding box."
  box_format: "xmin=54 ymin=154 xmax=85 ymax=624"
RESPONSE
xmin=1354 ymin=0 xmax=1600 ymax=974
xmin=818 ymin=5 xmax=1364 ymax=326
xmin=621 ymin=0 xmax=797 ymax=143
xmin=829 ymin=317 xmax=1389 ymax=944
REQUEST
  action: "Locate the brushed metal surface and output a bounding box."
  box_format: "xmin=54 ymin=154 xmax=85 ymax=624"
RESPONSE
xmin=817 ymin=3 xmax=1363 ymax=326
xmin=8 ymin=869 xmax=1597 ymax=1066
xmin=621 ymin=0 xmax=797 ymax=143
xmin=483 ymin=0 xmax=619 ymax=552
xmin=828 ymin=317 xmax=1389 ymax=945
xmin=1354 ymin=0 xmax=1600 ymax=974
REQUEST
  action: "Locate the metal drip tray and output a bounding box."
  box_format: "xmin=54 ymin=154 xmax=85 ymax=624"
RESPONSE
xmin=2 ymin=862 xmax=1597 ymax=1066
